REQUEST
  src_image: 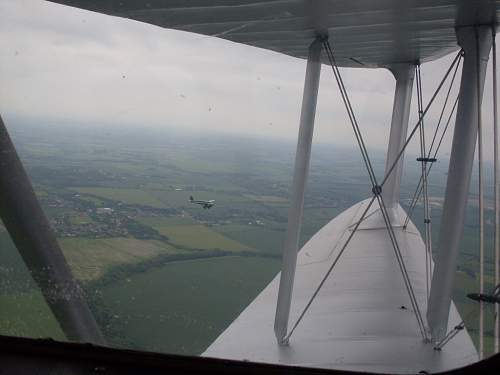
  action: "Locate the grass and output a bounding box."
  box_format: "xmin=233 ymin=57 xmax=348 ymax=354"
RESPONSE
xmin=214 ymin=224 xmax=284 ymax=255
xmin=0 ymin=292 xmax=65 ymax=340
xmin=153 ymin=224 xmax=254 ymax=252
xmin=59 ymin=237 xmax=178 ymax=281
xmin=72 ymin=187 xmax=166 ymax=208
xmin=99 ymin=256 xmax=281 ymax=355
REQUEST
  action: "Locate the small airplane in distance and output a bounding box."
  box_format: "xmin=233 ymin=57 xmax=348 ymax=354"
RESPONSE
xmin=189 ymin=195 xmax=215 ymax=209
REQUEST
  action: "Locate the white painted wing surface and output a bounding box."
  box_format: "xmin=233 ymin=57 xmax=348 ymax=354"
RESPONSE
xmin=203 ymin=199 xmax=477 ymax=374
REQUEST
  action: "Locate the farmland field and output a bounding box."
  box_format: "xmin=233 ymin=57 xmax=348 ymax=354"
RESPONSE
xmin=213 ymin=224 xmax=285 ymax=255
xmin=0 ymin=122 xmax=497 ymax=359
xmin=73 ymin=187 xmax=166 ymax=208
xmin=100 ymin=256 xmax=281 ymax=354
xmin=59 ymin=237 xmax=178 ymax=281
xmin=153 ymin=224 xmax=254 ymax=252
xmin=0 ymin=292 xmax=64 ymax=340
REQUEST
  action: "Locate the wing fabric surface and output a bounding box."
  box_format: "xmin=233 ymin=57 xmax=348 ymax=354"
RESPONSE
xmin=204 ymin=200 xmax=477 ymax=373
xmin=46 ymin=0 xmax=500 ymax=67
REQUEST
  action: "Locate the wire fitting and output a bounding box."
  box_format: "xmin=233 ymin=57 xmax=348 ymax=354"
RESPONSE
xmin=417 ymin=157 xmax=437 ymax=163
xmin=372 ymin=185 xmax=382 ymax=196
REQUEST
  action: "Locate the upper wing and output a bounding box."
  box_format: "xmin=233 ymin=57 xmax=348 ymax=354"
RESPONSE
xmin=46 ymin=0 xmax=500 ymax=68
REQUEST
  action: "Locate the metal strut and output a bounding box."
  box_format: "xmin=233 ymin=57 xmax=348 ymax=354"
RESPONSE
xmin=0 ymin=115 xmax=105 ymax=344
xmin=493 ymin=26 xmax=499 ymax=355
xmin=404 ymin=52 xmax=463 ymax=228
xmin=436 ymin=279 xmax=500 ymax=351
xmin=380 ymin=50 xmax=463 ymax=188
xmin=434 ymin=322 xmax=465 ymax=351
xmin=415 ymin=64 xmax=433 ymax=303
xmin=323 ymin=41 xmax=427 ymax=339
xmin=286 ymin=39 xmax=429 ymax=341
xmin=277 ymin=38 xmax=463 ymax=345
xmin=321 ymin=42 xmax=464 ymax=342
xmin=283 ymin=196 xmax=377 ymax=342
xmin=403 ymin=51 xmax=463 ymax=230
xmin=427 ymin=26 xmax=492 ymax=344
xmin=403 ymin=86 xmax=462 ymax=229
xmin=476 ymin=25 xmax=486 ymax=360
xmin=382 ymin=63 xmax=414 ymax=214
xmin=274 ymin=38 xmax=322 ymax=345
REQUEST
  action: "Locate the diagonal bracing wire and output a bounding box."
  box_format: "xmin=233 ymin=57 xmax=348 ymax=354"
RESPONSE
xmin=365 ymin=74 xmax=456 ymax=232
xmin=380 ymin=50 xmax=463 ymax=188
xmin=416 ymin=64 xmax=432 ymax=302
xmin=427 ymin=52 xmax=463 ymax=157
xmin=403 ymin=52 xmax=463 ymax=227
xmin=284 ymin=38 xmax=431 ymax=342
xmin=284 ymin=195 xmax=377 ymax=342
xmin=323 ymin=40 xmax=428 ymax=340
xmin=284 ymin=42 xmax=463 ymax=343
xmin=403 ymin=93 xmax=460 ymax=228
xmin=433 ymin=280 xmax=499 ymax=350
xmin=433 ymin=307 xmax=478 ymax=350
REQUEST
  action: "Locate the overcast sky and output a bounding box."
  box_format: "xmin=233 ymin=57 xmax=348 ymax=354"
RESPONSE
xmin=0 ymin=0 xmax=498 ymax=159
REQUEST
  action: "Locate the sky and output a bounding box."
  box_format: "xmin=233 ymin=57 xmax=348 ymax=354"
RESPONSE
xmin=0 ymin=0 xmax=499 ymax=159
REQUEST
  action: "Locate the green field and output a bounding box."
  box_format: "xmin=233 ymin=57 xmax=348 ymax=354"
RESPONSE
xmin=100 ymin=256 xmax=280 ymax=354
xmin=59 ymin=237 xmax=177 ymax=281
xmin=0 ymin=230 xmax=36 ymax=292
xmin=0 ymin=292 xmax=64 ymax=340
xmin=153 ymin=224 xmax=254 ymax=252
xmin=0 ymin=229 xmax=58 ymax=341
xmin=73 ymin=187 xmax=166 ymax=208
xmin=6 ymin=123 xmax=499 ymax=361
xmin=214 ymin=224 xmax=285 ymax=255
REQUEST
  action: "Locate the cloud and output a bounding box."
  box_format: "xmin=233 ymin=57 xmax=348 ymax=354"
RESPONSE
xmin=0 ymin=0 xmax=498 ymax=161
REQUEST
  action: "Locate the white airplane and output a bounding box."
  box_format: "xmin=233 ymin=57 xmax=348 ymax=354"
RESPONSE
xmin=189 ymin=196 xmax=215 ymax=209
xmin=1 ymin=1 xmax=500 ymax=374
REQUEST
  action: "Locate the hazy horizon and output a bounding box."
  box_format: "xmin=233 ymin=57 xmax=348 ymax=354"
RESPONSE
xmin=0 ymin=0 xmax=499 ymax=160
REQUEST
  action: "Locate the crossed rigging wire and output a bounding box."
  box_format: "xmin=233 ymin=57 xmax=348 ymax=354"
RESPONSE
xmin=403 ymin=53 xmax=463 ymax=228
xmin=323 ymin=39 xmax=427 ymax=340
xmin=425 ymin=30 xmax=500 ymax=353
xmin=416 ymin=63 xmax=433 ymax=303
xmin=284 ymin=40 xmax=463 ymax=343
